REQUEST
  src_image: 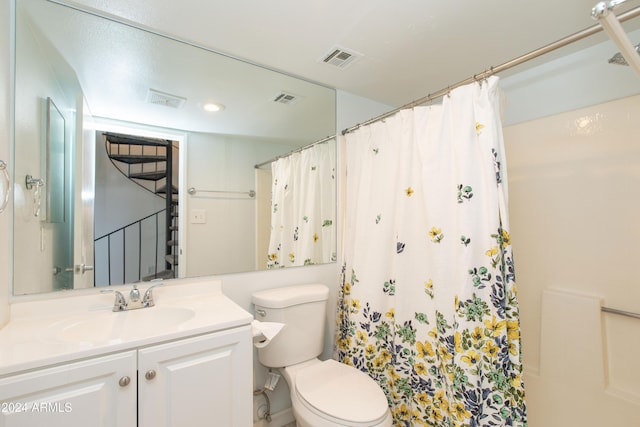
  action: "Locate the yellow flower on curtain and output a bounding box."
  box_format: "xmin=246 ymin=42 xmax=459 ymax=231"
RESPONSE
xmin=454 ymin=332 xmax=464 ymax=353
xmin=438 ymin=345 xmax=453 ymax=363
xmin=501 ymin=228 xmax=511 ymax=245
xmin=415 ymin=392 xmax=430 ymax=406
xmin=484 ymin=315 xmax=506 ymax=337
xmin=365 ymin=344 xmax=376 ymax=357
xmin=387 ymin=367 xmax=400 ymax=383
xmin=461 ymin=349 xmax=481 ymax=366
xmin=416 ymin=340 xmax=435 ymax=358
xmin=482 ymin=340 xmax=500 ymax=358
xmin=428 ymin=408 xmax=444 ymax=424
xmin=395 ymin=404 xmax=412 ymax=422
xmin=424 ymin=279 xmax=434 ymax=299
xmin=485 ymin=247 xmax=499 ymax=257
xmin=470 ymin=326 xmax=484 ymax=343
xmin=509 ymin=340 xmax=519 ymax=356
xmin=343 ymin=282 xmax=351 ymax=295
xmin=337 ymin=336 xmax=351 ymax=351
xmin=507 ymin=320 xmax=520 ymax=341
xmin=452 ymin=402 xmax=472 ymax=421
xmin=414 ymin=362 xmax=427 ymax=375
xmin=433 ymin=390 xmax=450 ymax=413
xmin=385 ymin=308 xmax=395 ymax=320
xmin=429 ymin=227 xmax=444 ymax=243
xmin=512 ymin=374 xmax=523 ymax=388
xmin=373 ymin=357 xmax=385 ymax=370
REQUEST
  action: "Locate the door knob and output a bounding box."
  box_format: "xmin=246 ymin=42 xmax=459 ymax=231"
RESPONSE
xmin=145 ymin=370 xmax=156 ymax=380
xmin=119 ymin=376 xmax=131 ymax=387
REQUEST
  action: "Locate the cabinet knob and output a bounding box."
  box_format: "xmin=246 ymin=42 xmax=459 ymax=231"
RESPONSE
xmin=119 ymin=376 xmax=131 ymax=387
xmin=145 ymin=370 xmax=157 ymax=380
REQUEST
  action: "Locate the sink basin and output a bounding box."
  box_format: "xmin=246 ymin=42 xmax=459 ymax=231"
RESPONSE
xmin=52 ymin=306 xmax=196 ymax=344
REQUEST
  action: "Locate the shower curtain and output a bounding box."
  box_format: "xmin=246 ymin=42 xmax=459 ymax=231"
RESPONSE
xmin=267 ymin=139 xmax=336 ymax=268
xmin=336 ymin=77 xmax=526 ymax=426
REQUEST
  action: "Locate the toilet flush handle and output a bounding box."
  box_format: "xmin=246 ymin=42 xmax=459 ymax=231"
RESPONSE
xmin=256 ymin=309 xmax=267 ymax=317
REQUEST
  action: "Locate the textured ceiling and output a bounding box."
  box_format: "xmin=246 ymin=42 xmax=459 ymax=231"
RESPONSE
xmin=67 ymin=0 xmax=640 ymax=107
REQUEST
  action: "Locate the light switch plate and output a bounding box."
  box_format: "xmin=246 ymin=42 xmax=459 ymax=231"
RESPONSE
xmin=190 ymin=209 xmax=206 ymax=224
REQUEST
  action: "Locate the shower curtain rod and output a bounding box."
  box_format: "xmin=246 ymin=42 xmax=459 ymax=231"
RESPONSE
xmin=255 ymin=4 xmax=640 ymax=169
xmin=341 ymin=5 xmax=640 ymax=135
xmin=254 ymin=134 xmax=335 ymax=169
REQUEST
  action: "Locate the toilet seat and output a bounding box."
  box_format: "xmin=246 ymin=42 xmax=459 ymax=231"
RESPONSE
xmin=294 ymin=359 xmax=389 ymax=426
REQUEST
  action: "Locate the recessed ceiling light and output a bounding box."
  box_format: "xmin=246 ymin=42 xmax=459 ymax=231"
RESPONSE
xmin=203 ymin=103 xmax=224 ymax=112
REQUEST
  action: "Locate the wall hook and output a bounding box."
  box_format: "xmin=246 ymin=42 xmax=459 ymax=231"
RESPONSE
xmin=25 ymin=174 xmax=44 ymax=190
xmin=0 ymin=160 xmax=9 ymax=214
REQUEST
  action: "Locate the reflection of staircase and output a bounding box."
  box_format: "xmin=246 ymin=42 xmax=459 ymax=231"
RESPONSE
xmin=103 ymin=132 xmax=179 ymax=281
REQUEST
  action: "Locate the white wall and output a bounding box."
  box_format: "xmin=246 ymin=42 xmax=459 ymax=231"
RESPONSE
xmin=336 ymin=90 xmax=393 ymax=132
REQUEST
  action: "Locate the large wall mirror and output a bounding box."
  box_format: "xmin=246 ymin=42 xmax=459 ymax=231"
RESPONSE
xmin=13 ymin=0 xmax=336 ymax=296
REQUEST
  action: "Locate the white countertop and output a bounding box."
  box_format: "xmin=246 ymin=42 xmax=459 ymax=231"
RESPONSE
xmin=0 ymin=278 xmax=253 ymax=376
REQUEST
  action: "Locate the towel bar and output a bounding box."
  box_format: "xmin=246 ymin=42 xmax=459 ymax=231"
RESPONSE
xmin=601 ymin=306 xmax=640 ymax=320
xmin=187 ymin=187 xmax=256 ymax=198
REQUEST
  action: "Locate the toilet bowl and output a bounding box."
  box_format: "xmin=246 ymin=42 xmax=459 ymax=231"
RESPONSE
xmin=282 ymin=359 xmax=392 ymax=427
xmin=251 ymin=284 xmax=392 ymax=427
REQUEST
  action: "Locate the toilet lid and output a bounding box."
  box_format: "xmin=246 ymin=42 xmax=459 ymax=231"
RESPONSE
xmin=295 ymin=359 xmax=389 ymax=425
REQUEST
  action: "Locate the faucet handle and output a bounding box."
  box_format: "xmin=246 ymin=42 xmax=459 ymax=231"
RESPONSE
xmin=112 ymin=290 xmax=127 ymax=312
xmin=142 ymin=282 xmax=164 ymax=307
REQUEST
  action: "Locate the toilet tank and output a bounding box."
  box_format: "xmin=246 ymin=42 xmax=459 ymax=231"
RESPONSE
xmin=252 ymin=284 xmax=329 ymax=368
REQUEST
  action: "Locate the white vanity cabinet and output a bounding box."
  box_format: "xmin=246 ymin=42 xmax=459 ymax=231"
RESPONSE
xmin=0 ymin=280 xmax=254 ymax=426
xmin=138 ymin=327 xmax=252 ymax=427
xmin=0 ymin=351 xmax=137 ymax=426
xmin=0 ymin=327 xmax=252 ymax=427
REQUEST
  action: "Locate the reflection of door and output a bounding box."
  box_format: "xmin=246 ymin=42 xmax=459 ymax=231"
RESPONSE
xmin=73 ymin=102 xmax=95 ymax=289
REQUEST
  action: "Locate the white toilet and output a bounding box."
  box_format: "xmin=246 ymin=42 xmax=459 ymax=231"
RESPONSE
xmin=252 ymin=284 xmax=392 ymax=427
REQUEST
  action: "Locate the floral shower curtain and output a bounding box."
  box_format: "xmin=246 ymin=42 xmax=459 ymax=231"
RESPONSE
xmin=336 ymin=77 xmax=526 ymax=426
xmin=267 ymin=139 xmax=336 ymax=268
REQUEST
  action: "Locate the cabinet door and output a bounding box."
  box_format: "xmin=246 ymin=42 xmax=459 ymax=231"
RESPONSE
xmin=0 ymin=351 xmax=136 ymax=427
xmin=138 ymin=326 xmax=252 ymax=427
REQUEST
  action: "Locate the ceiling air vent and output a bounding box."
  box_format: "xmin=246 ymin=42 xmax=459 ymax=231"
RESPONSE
xmin=146 ymin=88 xmax=187 ymax=109
xmin=273 ymin=91 xmax=302 ymax=105
xmin=320 ymin=46 xmax=363 ymax=69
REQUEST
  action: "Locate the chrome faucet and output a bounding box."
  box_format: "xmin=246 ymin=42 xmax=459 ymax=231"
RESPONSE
xmin=111 ymin=282 xmax=164 ymax=312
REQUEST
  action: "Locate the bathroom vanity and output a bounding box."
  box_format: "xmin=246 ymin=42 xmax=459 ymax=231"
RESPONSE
xmin=0 ymin=279 xmax=253 ymax=427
